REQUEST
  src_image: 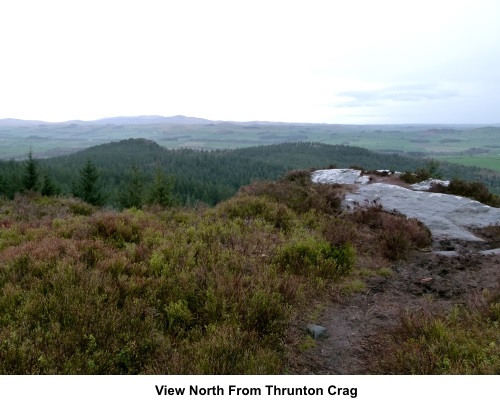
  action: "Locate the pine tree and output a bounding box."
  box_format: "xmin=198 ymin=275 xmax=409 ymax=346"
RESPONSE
xmin=74 ymin=159 xmax=103 ymax=205
xmin=23 ymin=149 xmax=39 ymax=191
xmin=147 ymin=167 xmax=174 ymax=208
xmin=41 ymin=173 xmax=57 ymax=197
xmin=0 ymin=173 xmax=6 ymax=197
xmin=119 ymin=165 xmax=144 ymax=209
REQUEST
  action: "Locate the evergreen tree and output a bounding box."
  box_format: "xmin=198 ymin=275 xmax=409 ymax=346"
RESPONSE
xmin=41 ymin=173 xmax=57 ymax=197
xmin=119 ymin=165 xmax=144 ymax=209
xmin=426 ymin=159 xmax=443 ymax=179
xmin=0 ymin=173 xmax=6 ymax=197
xmin=23 ymin=149 xmax=39 ymax=191
xmin=74 ymin=159 xmax=103 ymax=205
xmin=147 ymin=167 xmax=174 ymax=208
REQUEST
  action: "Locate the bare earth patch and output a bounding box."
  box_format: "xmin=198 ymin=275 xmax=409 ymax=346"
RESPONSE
xmin=291 ymin=233 xmax=500 ymax=374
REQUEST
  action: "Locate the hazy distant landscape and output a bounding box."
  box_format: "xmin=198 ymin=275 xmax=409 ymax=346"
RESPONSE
xmin=1 ymin=116 xmax=499 ymax=174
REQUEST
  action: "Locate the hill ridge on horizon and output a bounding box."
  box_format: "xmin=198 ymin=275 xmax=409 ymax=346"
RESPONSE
xmin=1 ymin=115 xmax=498 ymax=127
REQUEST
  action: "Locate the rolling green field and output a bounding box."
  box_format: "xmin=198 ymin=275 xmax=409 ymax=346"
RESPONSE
xmin=1 ymin=118 xmax=499 ymax=173
xmin=437 ymin=154 xmax=500 ymax=172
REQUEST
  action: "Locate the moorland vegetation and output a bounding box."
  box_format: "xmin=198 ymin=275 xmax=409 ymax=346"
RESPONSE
xmin=0 ymin=140 xmax=499 ymax=374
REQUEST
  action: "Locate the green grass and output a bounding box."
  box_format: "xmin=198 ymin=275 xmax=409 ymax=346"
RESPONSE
xmin=438 ymin=155 xmax=500 ymax=173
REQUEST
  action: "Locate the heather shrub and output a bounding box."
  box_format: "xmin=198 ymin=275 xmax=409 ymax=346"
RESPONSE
xmin=319 ymin=216 xmax=358 ymax=246
xmin=399 ymin=171 xmax=423 ymax=184
xmin=240 ymin=174 xmax=343 ymax=215
xmin=164 ymin=299 xmax=194 ymax=335
xmin=351 ymin=204 xmax=431 ymax=260
xmin=431 ymin=178 xmax=500 ymax=207
xmin=282 ymin=169 xmax=311 ymax=185
xmin=274 ymin=233 xmax=355 ymax=278
xmin=67 ymin=200 xmax=94 ymax=216
xmin=184 ymin=324 xmax=282 ymax=374
xmin=0 ymin=226 xmax=24 ymax=251
xmin=215 ymin=195 xmax=295 ymax=231
xmin=379 ymin=214 xmax=432 ymax=260
xmin=89 ymin=212 xmax=142 ymax=247
xmin=400 ymin=160 xmax=442 ymax=184
xmin=371 ymin=291 xmax=500 ymax=374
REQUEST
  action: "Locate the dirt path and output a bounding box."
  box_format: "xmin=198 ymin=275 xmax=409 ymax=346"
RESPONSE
xmin=293 ymin=237 xmax=500 ymax=374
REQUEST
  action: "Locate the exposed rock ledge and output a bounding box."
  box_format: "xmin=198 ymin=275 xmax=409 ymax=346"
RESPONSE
xmin=312 ymin=169 xmax=500 ymax=242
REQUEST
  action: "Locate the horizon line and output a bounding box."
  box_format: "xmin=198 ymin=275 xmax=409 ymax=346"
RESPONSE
xmin=0 ymin=115 xmax=499 ymax=127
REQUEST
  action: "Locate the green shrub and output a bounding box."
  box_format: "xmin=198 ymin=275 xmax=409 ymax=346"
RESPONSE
xmin=89 ymin=212 xmax=142 ymax=247
xmin=216 ymin=195 xmax=295 ymax=231
xmin=275 ymin=234 xmax=355 ymax=278
xmin=431 ymin=178 xmax=500 ymax=207
xmin=400 ymin=161 xmax=442 ymax=184
xmin=164 ymin=300 xmax=194 ymax=335
xmin=187 ymin=324 xmax=282 ymax=374
xmin=371 ymin=295 xmax=500 ymax=374
xmin=240 ymin=174 xmax=343 ymax=215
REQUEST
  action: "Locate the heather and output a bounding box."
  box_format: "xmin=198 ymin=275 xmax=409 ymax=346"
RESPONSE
xmin=0 ymin=172 xmax=432 ymax=374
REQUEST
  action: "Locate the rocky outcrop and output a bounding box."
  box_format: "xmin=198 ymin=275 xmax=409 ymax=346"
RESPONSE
xmin=343 ymin=183 xmax=499 ymax=241
xmin=311 ymin=169 xmax=371 ymax=185
xmin=311 ymin=169 xmax=500 ymax=242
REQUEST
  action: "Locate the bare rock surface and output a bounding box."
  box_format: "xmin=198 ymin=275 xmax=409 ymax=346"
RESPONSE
xmin=311 ymin=169 xmax=363 ymax=184
xmin=344 ymin=183 xmax=500 ymax=241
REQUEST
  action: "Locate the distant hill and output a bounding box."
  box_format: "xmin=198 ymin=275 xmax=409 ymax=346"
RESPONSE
xmin=0 ymin=118 xmax=47 ymax=127
xmin=91 ymin=115 xmax=215 ymax=125
xmin=0 ymin=115 xmax=215 ymax=127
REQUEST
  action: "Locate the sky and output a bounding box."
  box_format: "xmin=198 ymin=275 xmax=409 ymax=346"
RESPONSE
xmin=1 ymin=0 xmax=499 ymax=124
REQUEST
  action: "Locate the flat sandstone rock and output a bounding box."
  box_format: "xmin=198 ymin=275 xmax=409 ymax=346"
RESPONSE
xmin=343 ymin=183 xmax=500 ymax=241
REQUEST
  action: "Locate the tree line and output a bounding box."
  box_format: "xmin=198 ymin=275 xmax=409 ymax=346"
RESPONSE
xmin=1 ymin=139 xmax=499 ymax=208
xmin=0 ymin=144 xmax=175 ymax=208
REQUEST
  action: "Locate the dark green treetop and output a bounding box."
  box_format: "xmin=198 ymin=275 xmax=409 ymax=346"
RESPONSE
xmin=74 ymin=159 xmax=104 ymax=206
xmin=147 ymin=167 xmax=174 ymax=208
xmin=23 ymin=149 xmax=39 ymax=191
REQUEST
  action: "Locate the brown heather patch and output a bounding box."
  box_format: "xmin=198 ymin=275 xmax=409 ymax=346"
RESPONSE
xmin=0 ymin=237 xmax=80 ymax=266
xmin=349 ymin=203 xmax=431 ymax=260
xmin=8 ymin=194 xmax=87 ymax=223
xmin=474 ymin=225 xmax=500 ymax=243
xmin=239 ymin=172 xmax=344 ymax=216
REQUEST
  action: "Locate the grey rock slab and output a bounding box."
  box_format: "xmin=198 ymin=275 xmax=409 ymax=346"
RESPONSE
xmin=343 ymin=183 xmax=500 ymax=241
xmin=311 ymin=169 xmax=362 ymax=185
xmin=355 ymin=175 xmax=371 ymax=185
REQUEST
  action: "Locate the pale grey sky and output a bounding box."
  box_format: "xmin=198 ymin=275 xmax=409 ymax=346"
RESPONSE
xmin=1 ymin=0 xmax=499 ymax=124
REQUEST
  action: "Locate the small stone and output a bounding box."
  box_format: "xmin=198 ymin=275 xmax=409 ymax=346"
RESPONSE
xmin=306 ymin=324 xmax=328 ymax=340
xmin=480 ymin=248 xmax=500 ymax=256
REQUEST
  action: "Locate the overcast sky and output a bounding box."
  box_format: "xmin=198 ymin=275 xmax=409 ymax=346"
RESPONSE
xmin=1 ymin=0 xmax=499 ymax=124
